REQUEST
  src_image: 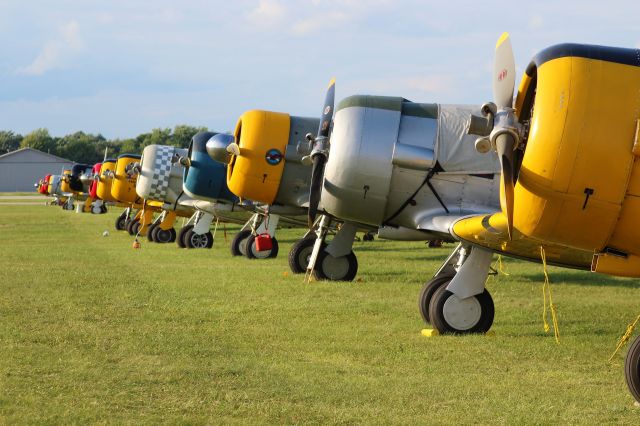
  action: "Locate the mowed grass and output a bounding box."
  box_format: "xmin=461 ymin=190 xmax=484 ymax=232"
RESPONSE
xmin=1 ymin=204 xmax=640 ymax=424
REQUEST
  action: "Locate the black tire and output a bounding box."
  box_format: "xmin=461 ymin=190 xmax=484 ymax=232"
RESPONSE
xmin=362 ymin=233 xmax=375 ymax=242
xmin=288 ymin=236 xmax=317 ymax=273
xmin=132 ymin=221 xmax=142 ymax=236
xmin=418 ymin=274 xmax=455 ymax=325
xmin=126 ymin=218 xmax=139 ymax=235
xmin=312 ymin=245 xmax=358 ymax=282
xmin=428 ymin=285 xmax=494 ymax=334
xmin=115 ymin=214 xmax=127 ymax=231
xmin=147 ymin=223 xmax=159 ymax=242
xmin=153 ymin=227 xmax=176 ymax=243
xmin=101 ymin=205 xmax=108 ymax=214
xmin=625 ymin=334 xmax=640 ymax=403
xmin=177 ymin=225 xmax=194 ymax=248
xmin=245 ymin=234 xmax=279 ymax=259
xmin=185 ymin=230 xmax=214 ymax=249
xmin=63 ymin=202 xmax=74 ymax=211
xmin=230 ymin=229 xmax=253 ymax=257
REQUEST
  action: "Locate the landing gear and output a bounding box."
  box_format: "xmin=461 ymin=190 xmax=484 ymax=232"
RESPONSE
xmin=245 ymin=234 xmax=279 ymax=259
xmin=177 ymin=225 xmax=194 ymax=248
xmin=63 ymin=201 xmax=74 ymax=211
xmin=304 ymin=216 xmax=359 ymax=282
xmin=185 ymin=229 xmax=214 ymax=248
xmin=421 ymin=245 xmax=495 ymax=334
xmin=231 ymin=229 xmax=252 ymax=256
xmin=147 ymin=223 xmax=159 ymax=241
xmin=418 ymin=274 xmax=455 ymax=324
xmin=152 ymin=227 xmax=176 ymax=243
xmin=625 ymin=334 xmax=640 ymax=403
xmin=313 ymin=244 xmax=358 ymax=281
xmin=429 ymin=285 xmax=494 ymax=333
xmin=288 ymin=236 xmax=316 ymax=273
xmin=126 ymin=218 xmax=139 ymax=235
xmin=115 ymin=212 xmax=127 ymax=231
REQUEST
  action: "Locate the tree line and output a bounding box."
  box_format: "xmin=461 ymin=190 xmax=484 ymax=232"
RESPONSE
xmin=0 ymin=125 xmax=210 ymax=164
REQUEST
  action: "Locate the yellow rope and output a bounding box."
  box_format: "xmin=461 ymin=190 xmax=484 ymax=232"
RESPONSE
xmin=609 ymin=314 xmax=640 ymax=361
xmin=540 ymin=246 xmax=560 ymax=344
xmin=498 ymin=255 xmax=510 ymax=276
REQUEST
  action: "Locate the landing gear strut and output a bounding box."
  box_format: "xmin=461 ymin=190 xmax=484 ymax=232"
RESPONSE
xmin=419 ymin=244 xmax=495 ymax=334
xmin=303 ymin=215 xmax=358 ymax=281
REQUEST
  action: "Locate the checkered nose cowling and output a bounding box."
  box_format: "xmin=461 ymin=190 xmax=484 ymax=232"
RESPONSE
xmin=136 ymin=144 xmax=188 ymax=203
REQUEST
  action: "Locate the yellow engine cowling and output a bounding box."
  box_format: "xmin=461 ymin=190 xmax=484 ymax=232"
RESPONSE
xmin=96 ymin=159 xmax=117 ymax=202
xmin=512 ymin=44 xmax=640 ymax=270
xmin=60 ymin=169 xmax=72 ymax=193
xmin=111 ymin=154 xmax=142 ymax=204
xmin=227 ymin=110 xmax=290 ymax=204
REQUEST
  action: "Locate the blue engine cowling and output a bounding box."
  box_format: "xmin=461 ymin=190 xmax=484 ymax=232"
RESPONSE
xmin=183 ymin=132 xmax=238 ymax=203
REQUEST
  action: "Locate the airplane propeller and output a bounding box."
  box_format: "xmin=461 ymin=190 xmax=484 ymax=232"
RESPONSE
xmin=468 ymin=32 xmax=522 ymax=239
xmin=493 ymin=33 xmax=518 ymax=240
xmin=305 ymin=78 xmax=336 ymax=228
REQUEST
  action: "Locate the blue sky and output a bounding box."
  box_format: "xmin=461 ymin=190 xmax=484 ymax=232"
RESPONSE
xmin=1 ymin=0 xmax=638 ymax=138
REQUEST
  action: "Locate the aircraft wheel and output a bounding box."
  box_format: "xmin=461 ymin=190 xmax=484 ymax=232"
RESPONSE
xmin=418 ymin=274 xmax=455 ymax=324
xmin=428 ymin=285 xmax=494 ymax=334
xmin=101 ymin=205 xmax=108 ymax=214
xmin=126 ymin=219 xmax=139 ymax=235
xmin=63 ymin=202 xmax=74 ymax=211
xmin=230 ymin=230 xmax=252 ymax=257
xmin=362 ymin=233 xmax=375 ymax=242
xmin=288 ymin=236 xmax=316 ymax=273
xmin=154 ymin=227 xmax=176 ymax=244
xmin=185 ymin=230 xmax=214 ymax=249
xmin=132 ymin=221 xmax=142 ymax=236
xmin=625 ymin=334 xmax=640 ymax=403
xmin=177 ymin=225 xmax=194 ymax=248
xmin=245 ymin=234 xmax=279 ymax=259
xmin=147 ymin=223 xmax=159 ymax=242
xmin=115 ymin=214 xmax=127 ymax=231
xmin=312 ymin=245 xmax=358 ymax=281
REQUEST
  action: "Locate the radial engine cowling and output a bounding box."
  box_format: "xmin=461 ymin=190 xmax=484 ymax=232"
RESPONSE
xmin=111 ymin=154 xmax=141 ymax=204
xmin=136 ymin=145 xmax=187 ymax=204
xmin=225 ymin=110 xmax=318 ymax=206
xmin=509 ymin=44 xmax=640 ymax=275
xmin=322 ymin=95 xmax=500 ymax=227
xmin=96 ymin=159 xmax=117 ymax=202
xmin=69 ymin=163 xmax=93 ymax=193
xmin=183 ymin=132 xmax=237 ymax=203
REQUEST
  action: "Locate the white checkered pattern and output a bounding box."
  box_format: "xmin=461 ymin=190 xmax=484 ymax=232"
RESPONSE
xmin=146 ymin=145 xmax=174 ymax=200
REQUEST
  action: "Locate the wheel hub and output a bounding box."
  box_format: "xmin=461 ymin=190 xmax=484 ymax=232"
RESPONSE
xmin=321 ymin=254 xmax=350 ymax=280
xmin=442 ymin=294 xmax=482 ymax=331
xmin=191 ymin=233 xmax=208 ymax=248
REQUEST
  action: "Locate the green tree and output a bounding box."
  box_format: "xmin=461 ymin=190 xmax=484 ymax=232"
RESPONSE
xmin=171 ymin=125 xmax=208 ymax=148
xmin=0 ymin=131 xmax=23 ymax=155
xmin=57 ymin=131 xmax=107 ymax=164
xmin=21 ymin=128 xmax=56 ymax=154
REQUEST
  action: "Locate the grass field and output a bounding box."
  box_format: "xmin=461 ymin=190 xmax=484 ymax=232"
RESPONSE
xmin=1 ymin=204 xmax=640 ymax=423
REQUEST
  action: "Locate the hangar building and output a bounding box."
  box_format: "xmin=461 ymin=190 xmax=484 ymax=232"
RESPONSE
xmin=0 ymin=148 xmax=74 ymax=192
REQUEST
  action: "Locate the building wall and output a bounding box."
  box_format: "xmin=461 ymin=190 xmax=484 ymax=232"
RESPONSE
xmin=0 ymin=149 xmax=74 ymax=192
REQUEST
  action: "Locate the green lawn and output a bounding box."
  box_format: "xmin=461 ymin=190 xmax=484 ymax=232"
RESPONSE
xmin=1 ymin=204 xmax=639 ymax=423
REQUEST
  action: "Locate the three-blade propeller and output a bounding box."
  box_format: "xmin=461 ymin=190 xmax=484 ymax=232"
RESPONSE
xmin=307 ymin=78 xmax=336 ymax=228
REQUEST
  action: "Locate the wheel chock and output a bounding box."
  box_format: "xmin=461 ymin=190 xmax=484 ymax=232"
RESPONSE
xmin=421 ymin=329 xmax=440 ymax=337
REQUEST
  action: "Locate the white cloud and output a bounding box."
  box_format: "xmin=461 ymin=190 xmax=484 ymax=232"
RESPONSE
xmin=17 ymin=20 xmax=85 ymax=76
xmin=247 ymin=0 xmax=287 ymax=27
xmin=291 ymin=11 xmax=348 ymax=35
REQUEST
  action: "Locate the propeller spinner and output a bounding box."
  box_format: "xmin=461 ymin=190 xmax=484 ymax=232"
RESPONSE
xmin=306 ymin=78 xmax=336 ymax=228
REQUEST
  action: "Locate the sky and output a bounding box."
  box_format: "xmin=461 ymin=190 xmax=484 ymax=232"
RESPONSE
xmin=1 ymin=0 xmax=638 ymax=138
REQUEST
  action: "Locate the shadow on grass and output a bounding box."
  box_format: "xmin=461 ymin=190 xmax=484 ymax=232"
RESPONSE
xmin=518 ymin=270 xmax=640 ymax=289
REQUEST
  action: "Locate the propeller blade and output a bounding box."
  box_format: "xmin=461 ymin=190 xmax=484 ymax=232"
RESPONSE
xmin=318 ymin=78 xmax=335 ymax=138
xmin=307 ymin=78 xmax=336 ymax=228
xmin=495 ymin=133 xmax=516 ymax=239
xmin=307 ymin=155 xmax=326 ymax=228
xmin=493 ymin=32 xmax=516 ymax=109
xmin=226 ymin=142 xmax=240 ymax=156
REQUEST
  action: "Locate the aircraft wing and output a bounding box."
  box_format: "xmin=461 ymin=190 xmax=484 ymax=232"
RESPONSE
xmin=450 ymin=212 xmax=593 ymax=269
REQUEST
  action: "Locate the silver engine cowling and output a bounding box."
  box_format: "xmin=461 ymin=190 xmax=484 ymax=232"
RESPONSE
xmin=322 ymin=95 xmax=502 ymax=230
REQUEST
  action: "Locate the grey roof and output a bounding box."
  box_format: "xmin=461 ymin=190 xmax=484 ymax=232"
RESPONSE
xmin=0 ymin=147 xmax=74 ymax=163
